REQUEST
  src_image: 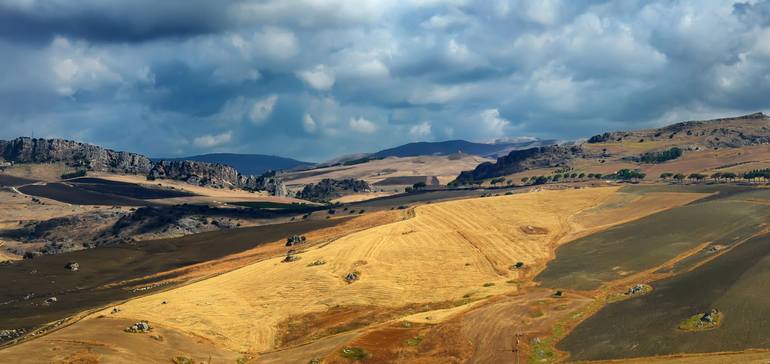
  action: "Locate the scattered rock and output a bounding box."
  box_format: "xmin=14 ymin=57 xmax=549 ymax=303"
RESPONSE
xmin=44 ymin=297 xmax=57 ymax=305
xmin=125 ymin=321 xmax=151 ymax=333
xmin=307 ymin=259 xmax=326 ymax=267
xmin=286 ymin=235 xmax=307 ymax=246
xmin=520 ymin=225 xmax=549 ymax=235
xmin=0 ymin=329 xmax=25 ymax=342
xmin=111 ymin=307 xmax=121 ymax=314
xmin=552 ymin=290 xmax=564 ymax=298
xmin=64 ymin=261 xmax=79 ymax=271
xmin=510 ymin=261 xmax=526 ymax=270
xmin=626 ymin=284 xmax=649 ymax=296
xmin=344 ymin=271 xmax=360 ymax=283
xmin=282 ymin=253 xmax=299 ymax=263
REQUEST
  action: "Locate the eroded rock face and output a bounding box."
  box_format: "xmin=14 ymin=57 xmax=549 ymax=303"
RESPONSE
xmin=297 ymin=178 xmax=371 ymax=202
xmin=149 ymin=160 xmax=287 ymax=196
xmin=454 ymin=145 xmax=582 ymax=184
xmin=149 ymin=160 xmax=240 ymax=188
xmin=0 ymin=137 xmax=152 ymax=173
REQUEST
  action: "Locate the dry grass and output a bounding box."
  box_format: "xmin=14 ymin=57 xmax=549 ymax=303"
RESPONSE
xmin=100 ymin=188 xmax=619 ymax=353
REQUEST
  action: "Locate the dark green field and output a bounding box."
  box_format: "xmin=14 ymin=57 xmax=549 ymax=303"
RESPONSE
xmin=559 ymin=233 xmax=770 ymax=361
xmin=536 ymin=186 xmax=770 ymax=290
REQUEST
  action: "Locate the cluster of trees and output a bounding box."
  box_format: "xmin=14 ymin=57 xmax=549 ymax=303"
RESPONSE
xmin=519 ymin=172 xmax=604 ymax=186
xmin=639 ymin=147 xmax=683 ymax=164
xmin=603 ymin=169 xmax=646 ymax=181
xmin=659 ymin=169 xmax=769 ymax=183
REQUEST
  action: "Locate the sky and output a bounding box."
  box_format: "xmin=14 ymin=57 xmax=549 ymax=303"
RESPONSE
xmin=1 ymin=0 xmax=770 ymax=162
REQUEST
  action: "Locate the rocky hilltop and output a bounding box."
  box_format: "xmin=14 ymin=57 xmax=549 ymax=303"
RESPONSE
xmin=297 ymin=178 xmax=370 ymax=202
xmin=148 ymin=160 xmax=286 ymax=196
xmin=587 ymin=112 xmax=770 ymax=149
xmin=454 ymin=145 xmax=581 ymax=184
xmin=0 ymin=137 xmax=152 ymax=174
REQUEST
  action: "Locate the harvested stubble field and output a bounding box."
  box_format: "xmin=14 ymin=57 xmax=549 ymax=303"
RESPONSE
xmin=0 ymin=187 xmax=702 ymax=361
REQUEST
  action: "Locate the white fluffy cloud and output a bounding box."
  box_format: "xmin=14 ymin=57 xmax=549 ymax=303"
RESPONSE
xmin=480 ymin=109 xmax=510 ymax=136
xmin=249 ymin=94 xmax=278 ymax=124
xmin=193 ymin=130 xmax=232 ymax=148
xmin=409 ymin=121 xmax=432 ymax=138
xmin=303 ymin=113 xmax=318 ymax=133
xmin=296 ymin=65 xmax=335 ymax=90
xmin=349 ymin=116 xmax=377 ymax=134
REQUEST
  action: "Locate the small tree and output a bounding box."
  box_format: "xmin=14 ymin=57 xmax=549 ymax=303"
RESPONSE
xmin=660 ymin=172 xmax=674 ymax=180
xmin=673 ymin=173 xmax=685 ymax=183
xmin=412 ymin=181 xmax=427 ymax=191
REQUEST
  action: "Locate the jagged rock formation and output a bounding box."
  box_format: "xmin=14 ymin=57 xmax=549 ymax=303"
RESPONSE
xmin=0 ymin=137 xmax=151 ymax=173
xmin=297 ymin=178 xmax=371 ymax=202
xmin=453 ymin=145 xmax=581 ymax=184
xmin=148 ymin=160 xmax=286 ymax=196
xmin=148 ymin=160 xmax=241 ymax=188
xmin=239 ymin=170 xmax=287 ymax=196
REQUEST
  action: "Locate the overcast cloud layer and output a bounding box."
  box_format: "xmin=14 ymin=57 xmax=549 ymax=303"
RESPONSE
xmin=1 ymin=0 xmax=770 ymax=161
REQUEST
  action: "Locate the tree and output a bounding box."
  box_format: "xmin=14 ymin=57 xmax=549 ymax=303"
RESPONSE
xmin=688 ymin=173 xmax=706 ymax=182
xmin=660 ymin=172 xmax=674 ymax=180
xmin=578 ymin=173 xmax=586 ymax=179
xmin=412 ymin=181 xmax=427 ymax=190
xmin=532 ymin=176 xmax=548 ymax=185
xmin=520 ymin=177 xmax=529 ymax=184
xmin=489 ymin=177 xmax=506 ymax=186
xmin=593 ymin=173 xmax=603 ymax=179
xmin=673 ymin=173 xmax=686 ymax=183
xmin=710 ymin=172 xmax=723 ymax=182
xmin=722 ymin=172 xmax=737 ymax=181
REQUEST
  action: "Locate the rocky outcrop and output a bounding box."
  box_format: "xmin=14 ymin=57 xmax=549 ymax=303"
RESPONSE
xmin=453 ymin=145 xmax=581 ymax=184
xmin=239 ymin=170 xmax=287 ymax=196
xmin=149 ymin=160 xmax=241 ymax=188
xmin=0 ymin=137 xmax=152 ymax=173
xmin=148 ymin=160 xmax=286 ymax=196
xmin=297 ymin=178 xmax=371 ymax=202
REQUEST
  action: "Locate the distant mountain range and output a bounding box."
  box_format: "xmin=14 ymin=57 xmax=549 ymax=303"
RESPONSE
xmin=153 ymin=153 xmax=314 ymax=176
xmin=371 ymin=139 xmax=556 ymax=159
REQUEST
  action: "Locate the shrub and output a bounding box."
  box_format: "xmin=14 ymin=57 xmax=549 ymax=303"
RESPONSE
xmin=61 ymin=170 xmax=86 ymax=179
xmin=639 ymin=147 xmax=683 ymax=164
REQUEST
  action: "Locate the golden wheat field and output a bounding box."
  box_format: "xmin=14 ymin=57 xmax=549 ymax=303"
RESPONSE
xmin=0 ymin=187 xmax=708 ymax=363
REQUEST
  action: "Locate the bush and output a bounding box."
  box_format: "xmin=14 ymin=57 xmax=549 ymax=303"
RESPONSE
xmin=60 ymin=170 xmax=86 ymax=179
xmin=639 ymin=147 xmax=682 ymax=164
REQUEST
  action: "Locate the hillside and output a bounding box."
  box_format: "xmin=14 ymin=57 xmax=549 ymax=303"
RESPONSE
xmin=154 ymin=153 xmax=314 ymax=175
xmin=371 ymin=139 xmax=553 ymax=158
xmin=454 ymin=113 xmax=770 ymax=184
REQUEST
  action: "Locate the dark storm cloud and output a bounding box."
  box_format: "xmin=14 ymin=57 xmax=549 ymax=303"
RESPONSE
xmin=1 ymin=0 xmax=770 ymax=161
xmin=0 ymin=0 xmax=237 ymax=44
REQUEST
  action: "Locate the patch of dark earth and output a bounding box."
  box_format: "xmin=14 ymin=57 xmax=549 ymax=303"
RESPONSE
xmin=0 ymin=217 xmax=344 ymax=342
